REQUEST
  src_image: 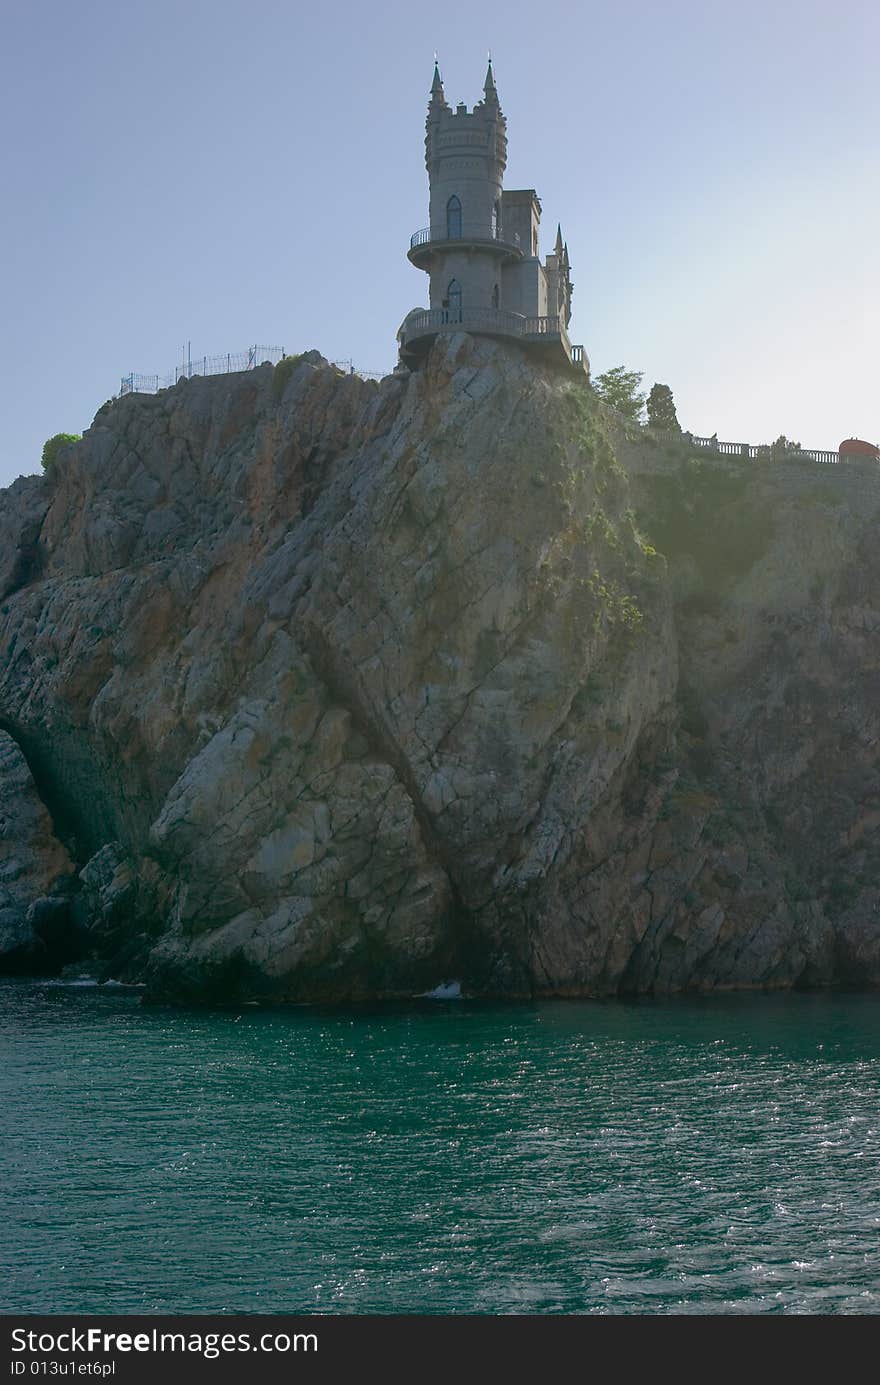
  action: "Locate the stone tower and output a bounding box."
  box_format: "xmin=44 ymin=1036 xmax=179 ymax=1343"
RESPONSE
xmin=398 ymin=60 xmax=588 ymax=376
xmin=420 ymin=60 xmax=509 ymax=316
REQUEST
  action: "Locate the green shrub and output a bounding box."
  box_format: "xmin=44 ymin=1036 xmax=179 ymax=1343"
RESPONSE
xmin=637 ymin=461 xmax=772 ymax=595
xmin=41 ymin=433 xmax=81 ymax=470
xmin=272 ymin=353 xmax=305 ymax=402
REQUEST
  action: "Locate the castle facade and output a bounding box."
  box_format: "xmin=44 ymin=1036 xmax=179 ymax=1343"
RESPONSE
xmin=398 ymin=61 xmax=588 ymax=375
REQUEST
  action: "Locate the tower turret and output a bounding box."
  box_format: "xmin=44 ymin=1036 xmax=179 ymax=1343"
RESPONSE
xmin=408 ymin=60 xmax=512 ymax=317
xmin=429 ymin=60 xmax=448 ymax=111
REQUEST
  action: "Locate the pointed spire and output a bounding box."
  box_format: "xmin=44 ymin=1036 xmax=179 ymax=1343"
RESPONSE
xmin=563 ymin=240 xmax=570 ymax=266
xmin=555 ymin=223 xmax=564 ymax=257
xmin=430 ymin=57 xmax=448 ymax=107
xmin=483 ymin=53 xmax=498 ymax=104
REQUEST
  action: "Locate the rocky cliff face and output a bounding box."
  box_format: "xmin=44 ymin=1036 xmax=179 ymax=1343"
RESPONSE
xmin=0 ymin=731 xmax=75 ymax=970
xmin=1 ymin=335 xmax=878 ymax=999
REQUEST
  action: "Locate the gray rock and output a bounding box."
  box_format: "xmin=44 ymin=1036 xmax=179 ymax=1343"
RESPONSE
xmin=77 ymin=843 xmax=137 ymax=936
xmin=27 ymin=895 xmax=71 ymax=945
xmin=0 ymin=905 xmax=34 ymax=963
xmin=0 ymin=474 xmax=48 ymax=600
xmin=0 ymin=732 xmax=76 ymax=971
xmin=0 ymin=338 xmax=877 ymax=1000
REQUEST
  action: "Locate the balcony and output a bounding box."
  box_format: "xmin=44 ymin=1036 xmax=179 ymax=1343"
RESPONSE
xmin=398 ymin=306 xmax=589 ymax=375
xmin=408 ymin=223 xmax=524 ymax=265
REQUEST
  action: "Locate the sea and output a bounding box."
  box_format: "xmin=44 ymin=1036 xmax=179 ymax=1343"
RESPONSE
xmin=2 ymin=979 xmax=879 ymax=1315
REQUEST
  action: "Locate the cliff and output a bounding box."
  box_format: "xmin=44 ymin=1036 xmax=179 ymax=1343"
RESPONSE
xmin=1 ymin=335 xmax=878 ymax=999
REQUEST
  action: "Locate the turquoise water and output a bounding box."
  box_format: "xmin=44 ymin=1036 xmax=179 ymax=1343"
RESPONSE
xmin=2 ymin=980 xmax=880 ymax=1314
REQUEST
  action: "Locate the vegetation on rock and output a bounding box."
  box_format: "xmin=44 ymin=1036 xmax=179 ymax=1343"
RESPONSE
xmin=756 ymin=434 xmax=804 ymax=461
xmin=272 ymin=353 xmax=305 ymax=401
xmin=636 ymin=454 xmax=774 ymax=603
xmin=592 ymin=366 xmax=645 ymax=423
xmin=40 ymin=433 xmax=81 ymax=470
xmin=646 ymin=383 xmax=680 ymax=432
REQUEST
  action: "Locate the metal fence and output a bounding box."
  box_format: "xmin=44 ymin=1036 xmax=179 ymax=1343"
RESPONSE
xmin=120 ymin=346 xmax=284 ymax=396
xmin=329 ymin=359 xmax=388 ymax=381
xmin=119 ymin=348 xmax=389 ymax=396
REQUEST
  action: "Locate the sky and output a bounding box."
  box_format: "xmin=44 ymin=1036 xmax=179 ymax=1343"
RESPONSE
xmin=1 ymin=0 xmax=876 ymax=485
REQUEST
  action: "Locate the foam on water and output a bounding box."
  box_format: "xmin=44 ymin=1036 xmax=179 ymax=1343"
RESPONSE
xmin=420 ymin=981 xmax=463 ymax=1000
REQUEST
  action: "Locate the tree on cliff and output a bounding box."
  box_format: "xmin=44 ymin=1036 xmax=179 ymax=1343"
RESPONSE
xmin=646 ymin=383 xmax=680 ymax=432
xmin=592 ymin=367 xmax=645 ymax=423
xmin=41 ymin=433 xmax=81 ymax=470
xmin=755 ymin=435 xmax=803 ymax=461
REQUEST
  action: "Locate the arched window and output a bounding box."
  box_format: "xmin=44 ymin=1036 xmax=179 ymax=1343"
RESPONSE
xmin=492 ymin=283 xmax=500 ymax=309
xmin=492 ymin=199 xmax=501 ymax=238
xmin=447 ymin=279 xmax=462 ymax=322
xmin=446 ymin=195 xmax=462 ymax=239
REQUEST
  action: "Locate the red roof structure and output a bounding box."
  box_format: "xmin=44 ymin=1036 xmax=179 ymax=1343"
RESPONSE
xmin=838 ymin=437 xmax=879 ymax=459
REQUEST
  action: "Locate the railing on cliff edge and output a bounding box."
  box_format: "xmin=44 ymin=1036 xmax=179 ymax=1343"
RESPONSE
xmin=645 ymin=428 xmax=844 ymax=466
xmin=119 ymin=347 xmax=388 ymax=397
xmin=117 ymin=352 xmax=854 ymax=464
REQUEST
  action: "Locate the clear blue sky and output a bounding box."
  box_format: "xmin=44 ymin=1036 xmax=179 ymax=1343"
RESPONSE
xmin=1 ymin=0 xmax=876 ymax=484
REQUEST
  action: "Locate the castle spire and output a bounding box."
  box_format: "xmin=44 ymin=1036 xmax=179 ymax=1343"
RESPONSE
xmin=555 ymin=223 xmax=564 ymax=256
xmin=483 ymin=54 xmax=499 ymax=105
xmin=430 ymin=59 xmax=447 ymax=107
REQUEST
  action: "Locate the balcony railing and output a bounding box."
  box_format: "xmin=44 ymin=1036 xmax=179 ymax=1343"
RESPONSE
xmin=523 ymin=315 xmax=561 ymax=336
xmin=409 ymin=224 xmax=523 ymax=254
xmin=400 ymin=307 xmax=564 ymax=346
xmin=524 ymin=315 xmax=573 ymax=357
xmin=399 ymin=307 xmax=588 ymax=373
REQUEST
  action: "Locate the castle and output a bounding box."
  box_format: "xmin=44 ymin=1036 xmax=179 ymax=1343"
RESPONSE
xmin=398 ymin=60 xmax=589 ymax=376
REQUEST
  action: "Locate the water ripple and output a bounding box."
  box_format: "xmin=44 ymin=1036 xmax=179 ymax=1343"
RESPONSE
xmin=2 ymin=983 xmax=880 ymax=1313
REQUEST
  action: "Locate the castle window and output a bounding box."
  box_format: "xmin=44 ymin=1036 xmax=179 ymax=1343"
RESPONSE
xmin=491 ymin=200 xmax=500 ymax=237
xmin=446 ymin=196 xmax=462 ymax=239
xmin=447 ymin=280 xmax=462 ymax=321
xmin=492 ymin=283 xmax=500 ymax=309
